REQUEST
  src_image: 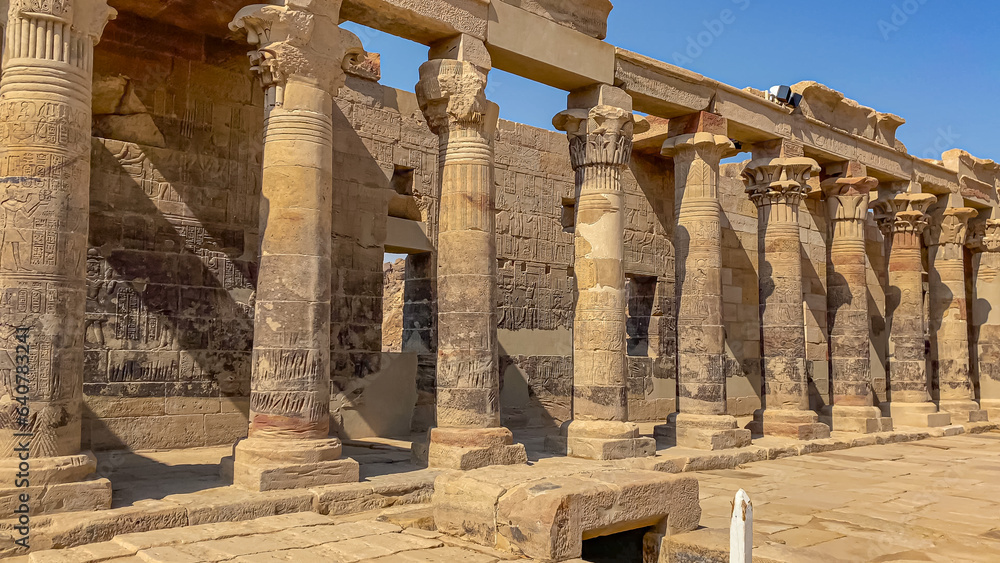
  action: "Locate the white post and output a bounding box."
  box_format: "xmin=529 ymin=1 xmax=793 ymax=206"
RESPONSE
xmin=730 ymin=489 xmax=752 ymax=563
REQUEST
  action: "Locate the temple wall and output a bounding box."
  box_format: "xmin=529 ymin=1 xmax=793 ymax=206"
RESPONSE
xmin=79 ymin=12 xmax=904 ymax=452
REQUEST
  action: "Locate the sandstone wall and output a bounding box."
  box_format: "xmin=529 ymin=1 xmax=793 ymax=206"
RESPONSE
xmin=81 ymin=13 xmax=816 ymax=451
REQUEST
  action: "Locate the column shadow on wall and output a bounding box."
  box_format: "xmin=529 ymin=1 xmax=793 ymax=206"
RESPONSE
xmin=85 ymin=139 xmax=256 ymax=503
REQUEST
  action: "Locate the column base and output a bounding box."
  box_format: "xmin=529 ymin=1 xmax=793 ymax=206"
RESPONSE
xmin=654 ymin=413 xmax=752 ymax=450
xmin=755 ymin=409 xmax=830 ymax=440
xmin=981 ymin=399 xmax=1000 ymax=422
xmin=936 ymin=400 xmax=989 ymax=423
xmin=0 ymin=452 xmax=111 ymax=516
xmin=888 ymin=402 xmax=952 ymax=428
xmin=822 ymin=405 xmax=893 ymax=434
xmin=414 ymin=427 xmax=527 ymax=470
xmin=544 ymin=420 xmax=655 ymax=460
xmin=222 ymin=437 xmax=359 ymax=492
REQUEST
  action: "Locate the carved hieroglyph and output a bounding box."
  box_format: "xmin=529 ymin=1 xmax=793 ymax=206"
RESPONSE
xmin=0 ymin=0 xmax=117 ymax=516
xmin=0 ymin=0 xmax=115 ymax=458
xmin=973 ymin=219 xmax=1000 ymax=419
xmin=821 ymin=170 xmax=890 ymax=433
xmin=874 ymin=193 xmax=952 ymax=427
xmin=547 ymin=100 xmax=654 ymax=460
xmin=659 ymin=128 xmax=751 ymax=450
xmin=743 ymin=157 xmax=830 ymax=439
xmin=227 ymin=1 xmax=361 ymax=490
xmin=416 ymin=57 xmax=526 ymax=469
xmin=926 ymin=206 xmax=988 ymax=423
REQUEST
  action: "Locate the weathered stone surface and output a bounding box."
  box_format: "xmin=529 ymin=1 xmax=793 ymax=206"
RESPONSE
xmin=433 ymin=465 xmax=700 ymax=561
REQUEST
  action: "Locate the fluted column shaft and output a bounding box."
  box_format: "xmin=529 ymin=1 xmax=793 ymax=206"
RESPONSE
xmin=227 ymin=1 xmax=361 ymax=490
xmin=561 ymin=106 xmax=633 ymax=422
xmin=885 ymin=203 xmax=934 ymax=403
xmin=0 ymin=0 xmax=115 ymax=459
xmin=744 ymin=159 xmax=816 ymax=411
xmin=415 ymin=55 xmax=526 ymax=469
xmin=668 ymin=134 xmax=732 ymax=415
xmin=823 ymin=178 xmax=876 ymax=408
xmin=655 ymin=124 xmax=751 ymax=451
xmin=417 ymin=59 xmax=499 ymax=429
xmin=926 ymin=207 xmax=986 ymax=424
xmin=927 ymin=208 xmax=976 ymax=403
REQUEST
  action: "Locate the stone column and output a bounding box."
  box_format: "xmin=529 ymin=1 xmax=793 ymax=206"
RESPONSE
xmin=973 ymin=220 xmax=1000 ymax=420
xmin=225 ymin=1 xmax=361 ymax=491
xmin=876 ymin=193 xmax=952 ymax=427
xmin=821 ymin=163 xmax=891 ymax=433
xmin=655 ymin=113 xmax=751 ymax=450
xmin=927 ymin=207 xmax=988 ymax=423
xmin=0 ymin=0 xmax=116 ymax=515
xmin=742 ymin=155 xmax=830 ymax=440
xmin=415 ymin=45 xmax=526 ymax=469
xmin=545 ymin=84 xmax=655 ymax=460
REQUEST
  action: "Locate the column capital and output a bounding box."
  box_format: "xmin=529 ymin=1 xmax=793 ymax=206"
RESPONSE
xmin=984 ymin=219 xmax=1000 ymax=253
xmin=2 ymin=0 xmax=117 ymax=44
xmin=661 ymin=131 xmax=735 ymax=164
xmin=229 ymin=1 xmax=359 ymax=97
xmin=821 ymin=176 xmax=877 ymax=222
xmin=553 ymin=104 xmax=646 ymax=170
xmin=742 ymin=157 xmax=819 ymax=208
xmin=871 ymin=192 xmax=936 ymax=236
xmin=926 ymin=207 xmax=978 ymax=248
xmin=416 ymin=58 xmax=500 ymax=139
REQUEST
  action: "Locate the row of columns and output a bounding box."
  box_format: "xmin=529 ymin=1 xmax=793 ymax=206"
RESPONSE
xmin=3 ymin=0 xmax=997 ymax=513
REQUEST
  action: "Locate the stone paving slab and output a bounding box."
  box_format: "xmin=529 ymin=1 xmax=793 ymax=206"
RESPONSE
xmin=25 ymin=514 xmax=532 ymax=563
xmin=669 ymin=429 xmax=1000 ymax=562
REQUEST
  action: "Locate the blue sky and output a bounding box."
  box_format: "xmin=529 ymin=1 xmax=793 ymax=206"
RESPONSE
xmin=344 ymin=0 xmax=998 ymax=163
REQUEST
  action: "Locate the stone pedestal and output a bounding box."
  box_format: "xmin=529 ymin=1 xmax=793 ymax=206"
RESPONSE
xmin=416 ymin=56 xmax=526 ymax=469
xmin=874 ymin=193 xmax=951 ymax=428
xmin=545 ymin=86 xmax=654 ymax=460
xmin=821 ymin=166 xmax=892 ymax=433
xmin=225 ymin=2 xmax=361 ymax=490
xmin=742 ymin=155 xmax=829 ymax=440
xmin=655 ymin=114 xmax=750 ymax=450
xmin=928 ymin=207 xmax=988 ymax=423
xmin=0 ymin=0 xmax=116 ymax=515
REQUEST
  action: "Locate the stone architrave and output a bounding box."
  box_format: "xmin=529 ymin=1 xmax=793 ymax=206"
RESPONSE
xmin=655 ymin=113 xmax=751 ymax=450
xmin=225 ymin=0 xmax=362 ymax=491
xmin=545 ymin=84 xmax=655 ymax=460
xmin=973 ymin=219 xmax=1000 ymax=420
xmin=415 ymin=55 xmax=527 ymax=469
xmin=742 ymin=156 xmax=830 ymax=440
xmin=875 ymin=192 xmax=952 ymax=427
xmin=0 ymin=0 xmax=117 ymax=514
xmin=926 ymin=207 xmax=988 ymax=423
xmin=821 ymin=164 xmax=892 ymax=433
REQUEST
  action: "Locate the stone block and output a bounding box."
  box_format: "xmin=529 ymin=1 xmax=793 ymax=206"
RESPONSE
xmin=433 ymin=466 xmax=700 ymax=561
xmin=229 ymin=437 xmax=359 ymax=492
xmin=425 ymin=427 xmax=527 ymax=470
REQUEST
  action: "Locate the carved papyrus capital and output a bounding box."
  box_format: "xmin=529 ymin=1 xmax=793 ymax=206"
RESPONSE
xmin=871 ymin=192 xmax=936 ymax=237
xmin=661 ymin=132 xmax=735 ymax=166
xmin=984 ymin=220 xmax=1000 ymax=253
xmin=3 ymin=0 xmax=117 ymax=44
xmin=230 ymin=2 xmax=358 ymax=98
xmin=416 ymin=58 xmax=491 ymax=137
xmin=553 ymin=105 xmax=646 ymax=170
xmin=742 ymin=157 xmax=819 ymax=208
xmin=821 ymin=176 xmax=877 ymax=222
xmin=926 ymin=207 xmax=977 ymax=249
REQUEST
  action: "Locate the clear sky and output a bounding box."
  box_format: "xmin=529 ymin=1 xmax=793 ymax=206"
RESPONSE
xmin=344 ymin=0 xmax=999 ymax=163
